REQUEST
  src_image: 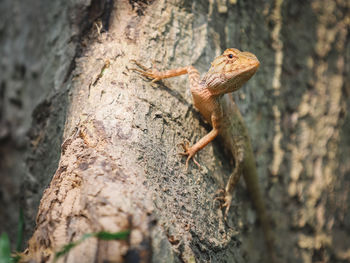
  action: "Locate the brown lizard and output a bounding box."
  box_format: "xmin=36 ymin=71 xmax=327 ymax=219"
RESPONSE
xmin=133 ymin=48 xmax=275 ymax=260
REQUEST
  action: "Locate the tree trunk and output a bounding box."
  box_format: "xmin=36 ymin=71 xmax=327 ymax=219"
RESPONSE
xmin=1 ymin=0 xmax=349 ymax=262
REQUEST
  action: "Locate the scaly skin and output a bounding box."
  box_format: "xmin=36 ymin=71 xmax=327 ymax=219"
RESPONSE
xmin=133 ymin=48 xmax=275 ymax=261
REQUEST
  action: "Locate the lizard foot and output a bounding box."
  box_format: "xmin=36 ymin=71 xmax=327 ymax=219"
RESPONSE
xmin=130 ymin=60 xmax=161 ymax=82
xmin=214 ymin=189 xmax=233 ymax=221
xmin=214 ymin=189 xmax=225 ymax=200
xmin=178 ymin=139 xmax=201 ymax=170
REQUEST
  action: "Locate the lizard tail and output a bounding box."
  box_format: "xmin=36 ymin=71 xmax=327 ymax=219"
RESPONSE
xmin=243 ymin=143 xmax=278 ymax=263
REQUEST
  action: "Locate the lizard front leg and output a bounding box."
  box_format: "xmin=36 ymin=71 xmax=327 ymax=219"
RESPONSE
xmin=132 ymin=61 xmax=216 ymax=169
xmin=179 ymin=127 xmax=219 ymax=169
xmin=131 ymin=60 xmax=200 ymax=87
xmin=178 ymin=103 xmax=223 ymax=169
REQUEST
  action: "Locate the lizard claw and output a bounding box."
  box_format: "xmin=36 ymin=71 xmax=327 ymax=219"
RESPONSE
xmin=214 ymin=189 xmax=225 ymax=199
xmin=223 ymin=195 xmax=233 ymax=220
xmin=130 ymin=59 xmax=149 ymax=71
xmin=130 ymin=60 xmax=161 ymax=82
xmin=177 ymin=139 xmax=201 ymax=170
xmin=214 ymin=189 xmax=233 ymax=221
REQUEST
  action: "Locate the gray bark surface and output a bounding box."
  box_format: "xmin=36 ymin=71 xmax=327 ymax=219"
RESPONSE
xmin=0 ymin=0 xmax=349 ymax=262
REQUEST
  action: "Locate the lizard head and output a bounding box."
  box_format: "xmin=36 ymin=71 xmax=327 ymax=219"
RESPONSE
xmin=202 ymin=48 xmax=260 ymax=95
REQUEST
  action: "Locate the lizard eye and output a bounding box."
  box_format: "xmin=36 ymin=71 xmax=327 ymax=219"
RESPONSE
xmin=228 ymin=54 xmax=234 ymax=59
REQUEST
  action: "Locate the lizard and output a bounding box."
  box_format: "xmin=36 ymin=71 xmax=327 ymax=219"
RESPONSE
xmin=132 ymin=48 xmax=275 ymax=260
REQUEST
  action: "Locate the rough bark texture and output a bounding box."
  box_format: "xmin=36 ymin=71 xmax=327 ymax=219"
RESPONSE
xmin=0 ymin=0 xmax=349 ymax=262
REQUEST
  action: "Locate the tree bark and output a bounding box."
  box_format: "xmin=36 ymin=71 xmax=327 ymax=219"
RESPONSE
xmin=1 ymin=0 xmax=349 ymax=262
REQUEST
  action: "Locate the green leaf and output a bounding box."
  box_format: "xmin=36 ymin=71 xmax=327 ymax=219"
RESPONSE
xmin=0 ymin=233 xmax=11 ymax=263
xmin=11 ymin=254 xmax=21 ymax=263
xmin=93 ymin=230 xmax=130 ymax=240
xmin=54 ymin=230 xmax=130 ymax=262
xmin=54 ymin=233 xmax=93 ymax=261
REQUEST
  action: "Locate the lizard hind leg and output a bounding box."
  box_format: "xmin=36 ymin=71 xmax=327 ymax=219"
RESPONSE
xmin=222 ymin=165 xmax=241 ymax=220
xmin=222 ymin=137 xmax=245 ymax=220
